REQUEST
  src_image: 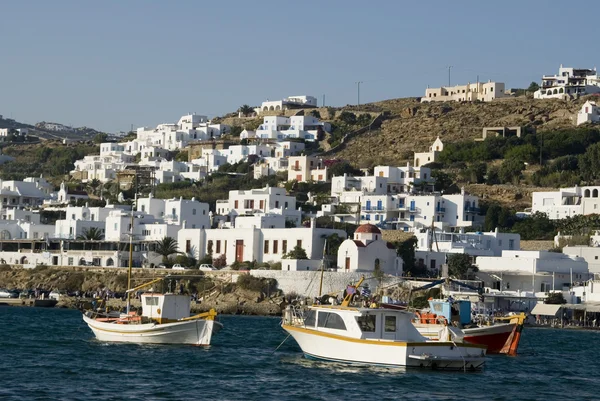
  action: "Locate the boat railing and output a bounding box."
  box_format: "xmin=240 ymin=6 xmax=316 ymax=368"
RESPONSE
xmin=283 ymin=305 xmax=306 ymax=326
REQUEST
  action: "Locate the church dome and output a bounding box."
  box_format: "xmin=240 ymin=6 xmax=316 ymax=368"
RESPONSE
xmin=355 ymin=224 xmax=381 ymax=234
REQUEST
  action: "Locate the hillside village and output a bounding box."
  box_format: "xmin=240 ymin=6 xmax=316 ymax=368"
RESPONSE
xmin=2 ymin=64 xmax=600 ymax=313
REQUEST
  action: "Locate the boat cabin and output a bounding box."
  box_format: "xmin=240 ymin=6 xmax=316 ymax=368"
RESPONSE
xmin=428 ymin=299 xmax=471 ymax=326
xmin=141 ymin=293 xmax=191 ymax=323
xmin=299 ymin=306 xmax=428 ymax=342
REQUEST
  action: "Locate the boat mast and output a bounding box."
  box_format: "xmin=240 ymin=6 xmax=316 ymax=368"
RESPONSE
xmin=126 ymin=193 xmax=136 ymax=314
xmin=318 ymin=239 xmax=327 ymax=298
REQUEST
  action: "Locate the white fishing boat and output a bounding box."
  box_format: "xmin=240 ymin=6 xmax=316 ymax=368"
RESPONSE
xmin=83 ymin=290 xmax=222 ymax=345
xmin=282 ymin=279 xmax=486 ymax=371
xmin=83 ymin=208 xmax=222 ymax=345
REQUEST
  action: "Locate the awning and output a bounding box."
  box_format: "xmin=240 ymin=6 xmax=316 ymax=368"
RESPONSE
xmin=531 ymin=304 xmax=562 ymax=316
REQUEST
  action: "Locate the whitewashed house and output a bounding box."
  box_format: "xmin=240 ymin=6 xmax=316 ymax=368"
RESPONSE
xmin=256 ymin=115 xmax=329 ymax=142
xmin=374 ymin=163 xmax=433 ymax=193
xmin=414 ymin=137 xmax=444 ymax=167
xmin=531 ymin=185 xmax=600 ymax=220
xmin=288 ymin=155 xmax=328 ymax=183
xmin=215 ymin=186 xmax=300 ymax=227
xmin=475 ymin=250 xmax=590 ymax=310
xmin=576 ymin=100 xmax=600 ymax=126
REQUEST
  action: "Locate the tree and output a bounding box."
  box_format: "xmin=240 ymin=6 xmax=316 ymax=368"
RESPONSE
xmin=324 ymin=233 xmax=344 ymax=256
xmin=579 ymin=142 xmax=600 ymax=181
xmin=447 ymin=254 xmax=477 ymax=279
xmin=283 ymin=245 xmax=308 ymax=260
xmin=393 ymin=237 xmax=426 ymax=277
xmin=498 ymin=158 xmax=524 ymax=184
xmin=93 ymin=133 xmax=108 ymax=143
xmin=238 ymin=104 xmax=254 ymax=117
xmin=338 ymin=111 xmax=357 ymax=125
xmin=309 ymin=110 xmax=321 ymax=119
xmin=327 ymin=161 xmax=361 ymax=177
xmin=545 ymin=292 xmax=566 ymax=304
xmin=86 ymin=178 xmax=102 ymax=197
xmin=155 ymin=236 xmax=179 ymax=263
xmin=527 ymin=82 xmax=540 ymax=92
xmin=76 ymin=227 xmax=104 ymax=240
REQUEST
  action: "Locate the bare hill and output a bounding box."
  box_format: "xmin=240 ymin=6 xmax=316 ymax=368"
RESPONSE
xmin=328 ymin=96 xmax=589 ymax=166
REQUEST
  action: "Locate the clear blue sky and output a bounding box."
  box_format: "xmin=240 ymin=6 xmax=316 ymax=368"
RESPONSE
xmin=0 ymin=0 xmax=596 ymax=133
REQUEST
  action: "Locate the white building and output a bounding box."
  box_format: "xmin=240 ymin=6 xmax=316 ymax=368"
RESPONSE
xmin=374 ymin=163 xmax=433 ymax=193
xmin=563 ymin=246 xmax=600 ymax=275
xmin=414 ymin=137 xmax=443 ymax=167
xmin=177 ymin=224 xmax=345 ymax=266
xmin=288 ymin=156 xmax=328 ymax=183
xmin=257 ymin=95 xmax=317 ymax=114
xmin=56 ymin=182 xmax=89 ymax=204
xmin=255 ymin=115 xmax=329 ymax=142
xmin=531 ymin=185 xmax=600 ymax=220
xmin=534 ymin=65 xmax=600 ymax=100
xmin=71 ymin=152 xmax=135 ymax=183
xmin=416 ymin=229 xmax=520 ymax=257
xmin=136 ymin=195 xmax=210 ymax=229
xmin=422 ymin=81 xmax=506 ymax=103
xmin=336 ymin=224 xmax=402 ymax=275
xmin=253 ymin=157 xmax=289 ymax=180
xmin=215 ymin=186 xmax=300 ymax=227
xmin=576 ymin=100 xmax=600 ymax=126
xmin=476 ymin=250 xmax=589 ymax=293
xmin=0 ymin=179 xmax=49 ymax=209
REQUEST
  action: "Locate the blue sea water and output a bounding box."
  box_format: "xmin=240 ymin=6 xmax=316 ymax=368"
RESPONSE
xmin=0 ymin=306 xmax=597 ymax=401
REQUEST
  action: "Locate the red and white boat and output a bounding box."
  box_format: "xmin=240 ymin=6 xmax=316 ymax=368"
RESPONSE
xmin=410 ymin=298 xmax=525 ymax=355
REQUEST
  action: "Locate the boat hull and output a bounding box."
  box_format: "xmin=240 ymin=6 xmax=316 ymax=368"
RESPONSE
xmin=416 ymin=322 xmax=516 ymax=354
xmin=83 ymin=314 xmax=222 ymax=345
xmin=282 ymin=324 xmax=485 ymax=371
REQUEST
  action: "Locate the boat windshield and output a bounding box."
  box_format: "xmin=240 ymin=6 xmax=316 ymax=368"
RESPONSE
xmin=304 ymin=310 xmax=316 ymax=328
xmin=356 ymin=315 xmax=376 ymax=332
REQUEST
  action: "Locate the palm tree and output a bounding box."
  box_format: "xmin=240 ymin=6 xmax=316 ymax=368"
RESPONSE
xmin=87 ymin=179 xmax=102 ymax=197
xmin=155 ymin=236 xmax=179 ymax=264
xmin=239 ymin=104 xmax=254 ymax=117
xmin=76 ymin=227 xmax=104 ymax=240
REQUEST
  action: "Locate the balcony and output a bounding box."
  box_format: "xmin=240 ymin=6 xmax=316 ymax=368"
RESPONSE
xmin=465 ymin=207 xmax=480 ymax=213
xmin=361 ymin=206 xmax=386 ymax=211
xmin=164 ymin=214 xmax=179 ymax=220
xmin=436 ymin=207 xmax=446 ymax=213
xmin=291 ymin=166 xmax=302 ymax=171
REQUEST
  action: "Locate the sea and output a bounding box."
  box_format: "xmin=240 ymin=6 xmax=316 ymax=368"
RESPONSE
xmin=0 ymin=306 xmax=597 ymax=401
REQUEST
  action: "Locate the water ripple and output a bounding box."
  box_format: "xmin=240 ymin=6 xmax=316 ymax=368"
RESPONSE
xmin=0 ymin=306 xmax=596 ymax=400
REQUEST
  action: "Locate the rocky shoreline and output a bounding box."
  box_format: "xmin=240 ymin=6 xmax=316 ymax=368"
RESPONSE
xmin=0 ymin=266 xmax=286 ymax=317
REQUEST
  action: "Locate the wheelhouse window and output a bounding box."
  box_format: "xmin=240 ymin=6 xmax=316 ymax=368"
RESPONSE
xmin=356 ymin=315 xmax=376 ymax=332
xmin=317 ymin=311 xmax=347 ymax=330
xmin=385 ymin=316 xmax=397 ymax=332
xmin=304 ymin=310 xmax=316 ymax=327
xmin=145 ymin=297 xmax=159 ymax=306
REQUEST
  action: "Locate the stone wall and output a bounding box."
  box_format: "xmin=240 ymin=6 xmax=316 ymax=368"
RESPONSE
xmin=249 ymin=270 xmax=403 ymax=298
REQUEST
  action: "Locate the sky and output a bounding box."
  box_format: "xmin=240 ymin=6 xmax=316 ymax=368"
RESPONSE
xmin=0 ymin=0 xmax=597 ymax=133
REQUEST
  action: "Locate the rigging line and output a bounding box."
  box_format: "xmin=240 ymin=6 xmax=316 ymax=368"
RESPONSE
xmin=273 ymin=333 xmax=291 ymax=354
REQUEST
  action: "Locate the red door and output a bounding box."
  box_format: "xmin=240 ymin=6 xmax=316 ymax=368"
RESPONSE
xmin=345 ymin=257 xmax=351 ymax=271
xmin=235 ymin=240 xmax=244 ymax=262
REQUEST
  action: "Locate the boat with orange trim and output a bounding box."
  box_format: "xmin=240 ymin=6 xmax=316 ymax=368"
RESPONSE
xmin=282 ymin=278 xmax=486 ymax=371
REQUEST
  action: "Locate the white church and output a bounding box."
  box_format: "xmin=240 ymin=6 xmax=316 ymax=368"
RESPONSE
xmin=337 ymin=224 xmax=402 ymax=275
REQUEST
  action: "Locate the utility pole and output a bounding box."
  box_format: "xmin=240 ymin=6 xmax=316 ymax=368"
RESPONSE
xmin=447 ymin=66 xmax=453 ymax=87
xmin=355 ymin=81 xmax=363 ymax=106
xmin=322 ymin=94 xmax=325 ymax=107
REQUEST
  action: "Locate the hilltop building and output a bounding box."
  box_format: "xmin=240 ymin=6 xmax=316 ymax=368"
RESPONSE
xmin=421 ymin=81 xmax=506 ymax=103
xmin=414 ymin=137 xmax=443 ymax=167
xmin=257 ymin=96 xmax=317 ymax=114
xmin=534 ymin=65 xmax=600 ymax=100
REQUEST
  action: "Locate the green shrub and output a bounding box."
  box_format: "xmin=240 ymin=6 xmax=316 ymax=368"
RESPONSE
xmin=236 ymin=275 xmax=277 ymax=293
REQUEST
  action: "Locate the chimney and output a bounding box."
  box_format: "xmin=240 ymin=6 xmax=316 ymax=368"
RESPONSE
xmin=183 ymin=220 xmax=187 ymax=229
xmin=310 ymin=217 xmax=316 ymax=228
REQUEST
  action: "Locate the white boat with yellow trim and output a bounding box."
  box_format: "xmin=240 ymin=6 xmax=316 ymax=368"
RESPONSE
xmin=282 ymin=304 xmax=486 ymax=370
xmin=83 ymin=277 xmax=222 ymax=346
